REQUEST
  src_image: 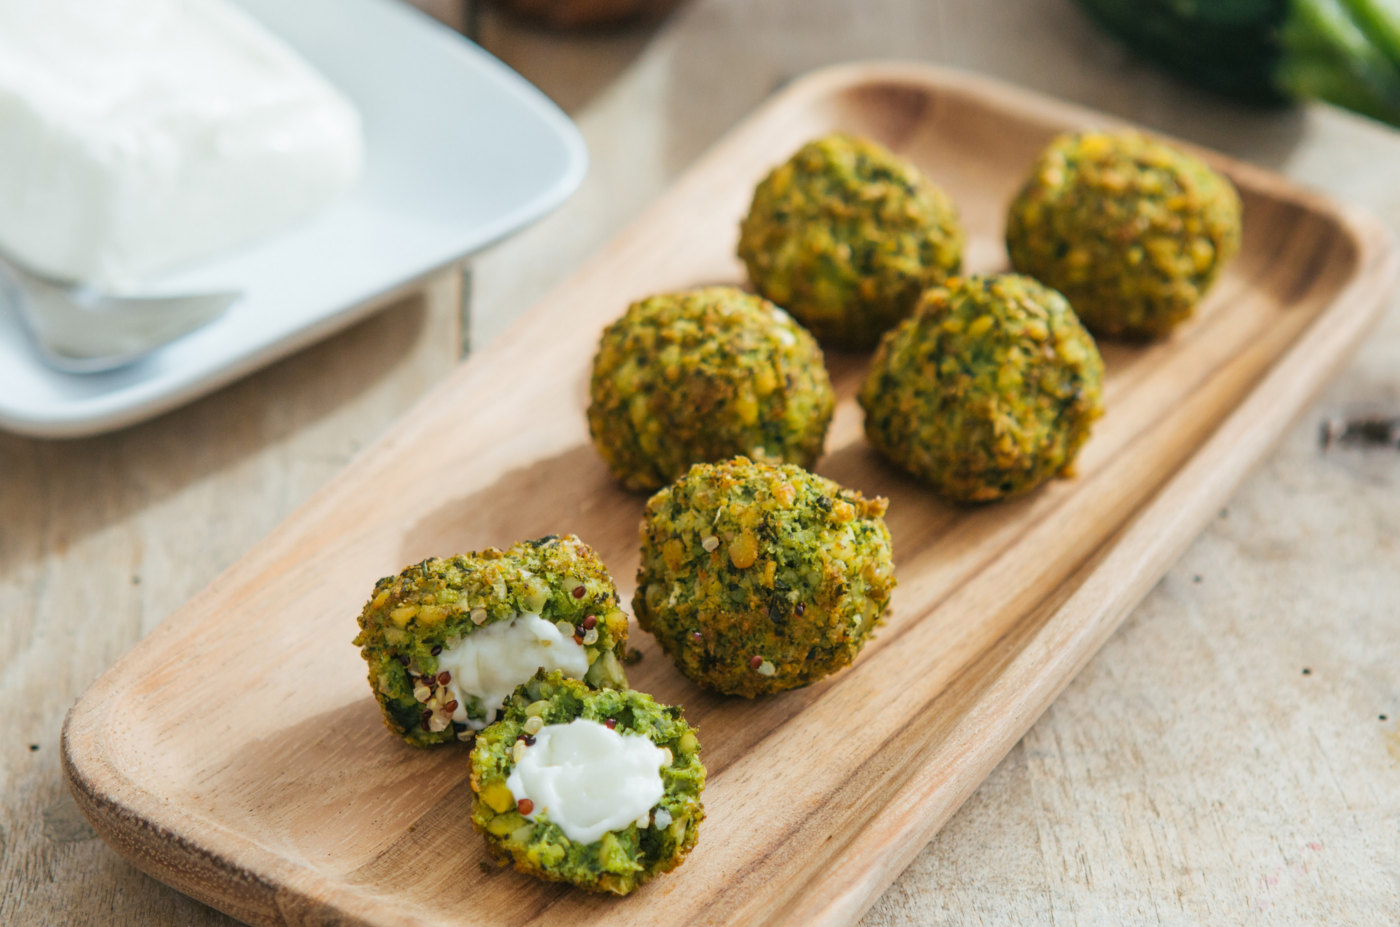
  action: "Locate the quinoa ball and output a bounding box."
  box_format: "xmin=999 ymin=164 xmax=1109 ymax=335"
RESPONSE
xmin=1006 ymin=129 xmax=1242 ymax=339
xmin=737 ymin=133 xmax=964 ymax=349
xmin=635 ymin=456 xmax=895 ymax=697
xmin=353 ymin=535 xmax=630 ymax=747
xmin=587 ymin=286 xmax=834 ymax=492
xmin=470 ymin=670 xmax=705 ymax=896
xmin=860 ymin=274 xmax=1105 ymax=503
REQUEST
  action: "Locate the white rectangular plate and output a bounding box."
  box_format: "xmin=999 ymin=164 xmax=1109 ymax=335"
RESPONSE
xmin=0 ymin=0 xmax=586 ymax=439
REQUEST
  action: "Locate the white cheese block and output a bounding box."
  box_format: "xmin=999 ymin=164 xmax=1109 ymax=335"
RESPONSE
xmin=0 ymin=0 xmax=364 ymax=287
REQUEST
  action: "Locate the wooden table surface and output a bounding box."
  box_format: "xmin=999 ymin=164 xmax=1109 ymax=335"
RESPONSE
xmin=3 ymin=1 xmax=1397 ymax=924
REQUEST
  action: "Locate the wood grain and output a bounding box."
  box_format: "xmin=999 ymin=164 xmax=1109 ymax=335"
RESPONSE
xmin=60 ymin=65 xmax=1396 ymax=927
xmin=0 ymin=266 xmax=462 ymax=927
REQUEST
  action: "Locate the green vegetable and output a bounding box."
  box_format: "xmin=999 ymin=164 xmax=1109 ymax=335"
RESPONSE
xmin=635 ymin=456 xmax=895 ymax=697
xmin=737 ymin=134 xmax=964 ymax=349
xmin=587 ymin=286 xmax=834 ymax=492
xmin=1075 ymin=0 xmax=1400 ymax=126
xmin=1005 ymin=130 xmax=1242 ymax=339
xmin=859 ymin=275 xmax=1105 ymax=503
xmin=469 ymin=670 xmax=705 ymax=896
xmin=353 ymin=534 xmax=630 ymax=747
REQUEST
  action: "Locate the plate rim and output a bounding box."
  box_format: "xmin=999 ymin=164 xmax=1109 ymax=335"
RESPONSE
xmin=0 ymin=0 xmax=588 ymax=440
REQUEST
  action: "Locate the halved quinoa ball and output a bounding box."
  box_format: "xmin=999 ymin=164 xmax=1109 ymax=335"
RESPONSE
xmin=737 ymin=133 xmax=964 ymax=348
xmin=635 ymin=456 xmax=895 ymax=697
xmin=354 ymin=535 xmax=629 ymax=747
xmin=470 ymin=670 xmax=705 ymax=896
xmin=1006 ymin=129 xmax=1242 ymax=339
xmin=587 ymin=285 xmax=835 ymax=492
xmin=859 ymin=274 xmax=1105 ymax=503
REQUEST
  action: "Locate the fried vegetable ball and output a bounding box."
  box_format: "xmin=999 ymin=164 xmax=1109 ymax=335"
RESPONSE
xmin=354 ymin=535 xmax=629 ymax=747
xmin=860 ymin=274 xmax=1105 ymax=503
xmin=737 ymin=133 xmax=965 ymax=349
xmin=470 ymin=670 xmax=705 ymax=896
xmin=587 ymin=286 xmax=835 ymax=492
xmin=1006 ymin=129 xmax=1242 ymax=339
xmin=635 ymin=456 xmax=895 ymax=697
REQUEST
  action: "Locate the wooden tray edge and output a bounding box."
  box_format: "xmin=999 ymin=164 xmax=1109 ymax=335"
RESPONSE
xmin=795 ymin=199 xmax=1399 ymax=926
xmin=59 ymin=62 xmax=1400 ymax=927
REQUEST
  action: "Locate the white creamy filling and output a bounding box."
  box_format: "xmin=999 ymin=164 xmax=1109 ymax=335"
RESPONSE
xmin=0 ymin=0 xmax=363 ymax=285
xmin=506 ymin=719 xmax=668 ymax=845
xmin=436 ymin=614 xmax=589 ymax=731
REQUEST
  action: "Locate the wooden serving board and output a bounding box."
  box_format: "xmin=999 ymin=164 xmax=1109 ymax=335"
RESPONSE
xmin=63 ymin=64 xmax=1396 ymax=927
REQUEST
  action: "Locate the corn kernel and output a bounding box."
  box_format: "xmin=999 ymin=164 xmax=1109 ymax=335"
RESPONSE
xmin=480 ymin=782 xmax=515 ymax=814
xmin=728 ymin=532 xmax=758 ymax=569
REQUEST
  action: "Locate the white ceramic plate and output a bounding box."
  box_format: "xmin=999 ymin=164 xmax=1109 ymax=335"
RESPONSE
xmin=0 ymin=0 xmax=587 ymax=439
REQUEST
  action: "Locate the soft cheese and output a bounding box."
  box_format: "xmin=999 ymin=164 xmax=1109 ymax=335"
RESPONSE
xmin=0 ymin=0 xmax=364 ymax=286
xmin=435 ymin=614 xmax=591 ymax=731
xmin=506 ymin=719 xmax=669 ymax=845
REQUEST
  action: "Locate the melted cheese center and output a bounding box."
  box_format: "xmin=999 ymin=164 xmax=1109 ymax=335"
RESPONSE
xmin=436 ymin=614 xmax=588 ymax=731
xmin=506 ymin=719 xmax=668 ymax=844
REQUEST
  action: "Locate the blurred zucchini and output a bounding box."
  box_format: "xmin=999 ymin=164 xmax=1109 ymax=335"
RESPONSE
xmin=1075 ymin=0 xmax=1400 ymax=126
